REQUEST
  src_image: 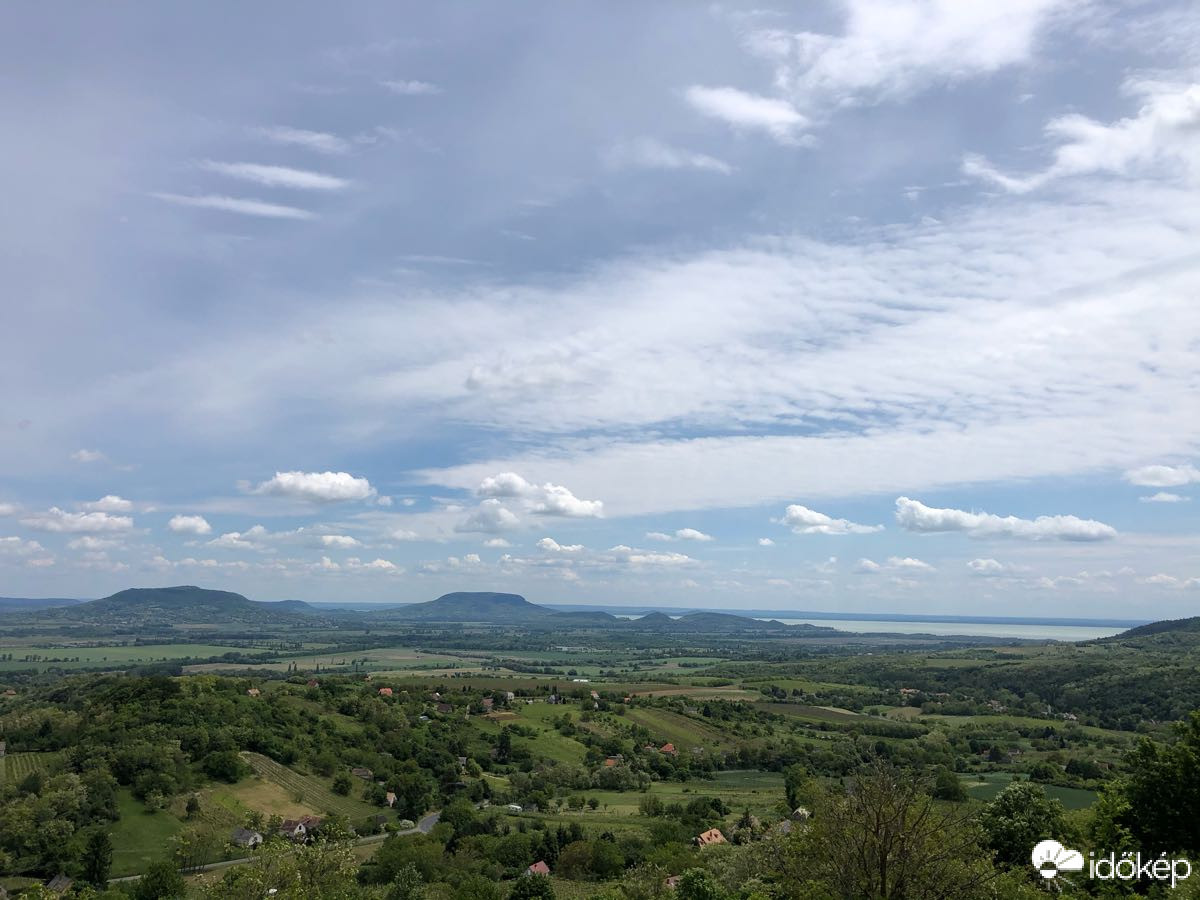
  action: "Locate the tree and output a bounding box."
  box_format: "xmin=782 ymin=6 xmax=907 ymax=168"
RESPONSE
xmin=134 ymin=860 xmax=186 ymax=900
xmin=332 ymin=772 xmax=353 ymax=796
xmin=676 ymin=869 xmax=728 ymax=900
xmin=779 ymin=759 xmax=998 ymax=899
xmin=931 ymin=768 xmax=966 ymax=802
xmin=979 ymin=781 xmax=1070 ymax=869
xmin=81 ymin=830 xmax=113 ymax=886
xmin=385 ymin=863 xmax=425 ymax=900
xmin=508 ymin=875 xmax=556 ymax=900
xmin=186 ymin=795 xmax=201 ymax=819
xmin=784 ymin=764 xmax=814 ymax=812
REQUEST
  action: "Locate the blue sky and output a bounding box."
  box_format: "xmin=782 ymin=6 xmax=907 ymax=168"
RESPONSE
xmin=1 ymin=1 xmax=1198 ymax=614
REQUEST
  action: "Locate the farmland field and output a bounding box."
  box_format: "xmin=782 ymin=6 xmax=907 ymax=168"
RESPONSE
xmin=0 ymin=751 xmax=62 ymax=785
xmin=0 ymin=643 xmax=259 ymax=671
xmin=240 ymin=752 xmax=381 ymax=820
xmin=625 ymin=707 xmax=737 ymax=749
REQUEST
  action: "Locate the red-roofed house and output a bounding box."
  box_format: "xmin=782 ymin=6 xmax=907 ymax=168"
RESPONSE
xmin=695 ymin=828 xmax=726 ymax=847
xmin=378 ymin=687 xmax=393 ymax=697
xmin=526 ymin=861 xmax=551 ymax=877
xmin=660 ymin=743 xmax=677 ymax=756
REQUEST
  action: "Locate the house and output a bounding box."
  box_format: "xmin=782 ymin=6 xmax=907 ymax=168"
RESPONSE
xmin=2 ymin=689 xmax=16 ymax=697
xmin=279 ymin=819 xmax=308 ymax=840
xmin=385 ymin=791 xmax=397 ymax=808
xmin=246 ymin=688 xmax=261 ymax=697
xmin=457 ymin=756 xmax=468 ymax=770
xmin=526 ymin=861 xmax=551 ymax=877
xmin=506 ymin=803 xmax=523 ymax=813
xmin=230 ymin=827 xmax=263 ymax=849
xmin=351 ymin=767 xmax=373 ymax=780
xmin=792 ymin=807 xmax=811 ymax=822
xmin=776 ymin=820 xmax=794 ymax=835
xmin=695 ymin=828 xmax=726 ymax=847
xmin=481 ymin=698 xmax=494 ymax=711
xmin=603 ymin=757 xmax=620 ymax=767
xmin=660 ymin=743 xmax=677 ymax=756
xmin=300 ymin=815 xmax=323 ymax=832
xmin=504 ymin=691 xmax=515 ymax=702
xmin=307 ymin=679 xmax=319 ymax=688
xmin=436 ymin=703 xmax=453 ymax=714
xmin=665 ymin=875 xmax=682 ymax=889
xmin=430 ymin=692 xmax=442 ymax=701
xmin=378 ymin=687 xmax=393 ymax=697
xmin=590 ymin=690 xmax=600 ymax=700
xmin=1061 ymin=712 xmax=1079 ymax=721
xmin=46 ymin=874 xmax=73 ymax=893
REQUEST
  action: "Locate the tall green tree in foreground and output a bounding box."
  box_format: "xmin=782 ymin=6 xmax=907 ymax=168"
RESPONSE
xmin=80 ymin=829 xmax=112 ymax=886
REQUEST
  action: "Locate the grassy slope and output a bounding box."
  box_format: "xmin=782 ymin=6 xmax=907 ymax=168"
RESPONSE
xmin=240 ymin=752 xmax=381 ymax=820
xmin=109 ymin=789 xmax=183 ymax=877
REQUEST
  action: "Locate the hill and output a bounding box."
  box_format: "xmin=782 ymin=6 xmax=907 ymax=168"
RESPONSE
xmin=624 ymin=610 xmax=836 ymax=634
xmin=385 ymin=592 xmax=553 ymax=623
xmin=0 ymin=596 xmax=85 ymax=614
xmin=1110 ymin=617 xmax=1200 ymax=640
xmin=32 ymin=586 xmax=313 ymax=627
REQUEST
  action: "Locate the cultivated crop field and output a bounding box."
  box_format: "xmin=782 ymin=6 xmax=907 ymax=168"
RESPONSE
xmin=240 ymin=752 xmax=380 ymax=820
xmin=0 ymin=751 xmax=62 ymax=785
xmin=0 ymin=643 xmax=255 ymax=671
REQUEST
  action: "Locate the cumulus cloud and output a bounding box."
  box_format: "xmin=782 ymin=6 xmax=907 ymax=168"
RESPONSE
xmin=964 ymin=81 xmax=1200 ymax=193
xmin=1141 ymin=491 xmax=1189 ymax=503
xmin=0 ymin=536 xmax=46 ymax=556
xmin=685 ymin=86 xmax=807 ymax=142
xmin=612 ymin=546 xmax=695 ymax=567
xmin=82 ymin=495 xmax=133 ymax=513
xmin=68 ymin=536 xmax=121 ymax=551
xmin=251 ymin=470 xmax=376 ymax=502
xmin=1124 ymin=463 xmax=1200 ymax=487
xmin=382 ymin=79 xmax=441 ymax=95
xmin=483 ymin=537 xmax=511 ymax=548
xmin=895 ymin=497 xmax=1116 ymax=541
xmin=967 ymin=558 xmax=1008 ymax=576
xmin=255 ymin=125 xmax=351 ymax=155
xmin=200 ymin=161 xmax=349 ymax=191
xmin=208 ymin=525 xmax=269 ymax=550
xmin=456 ymin=499 xmax=520 ymax=534
xmin=22 ymin=508 xmax=134 ymax=533
xmin=320 ymin=534 xmax=361 ymax=548
xmin=855 ymin=558 xmax=882 ymax=572
xmin=887 ymin=556 xmax=934 ymax=571
xmin=604 ymin=138 xmax=733 ymax=174
xmin=71 ymin=448 xmax=106 ymax=463
xmin=780 ymin=504 xmax=883 ymax=535
xmin=758 ymin=537 xmax=775 ymax=547
xmin=390 ymin=528 xmax=420 ymax=541
xmin=476 ymin=472 xmax=603 ymax=518
xmin=648 ymin=528 xmax=714 ymax=542
xmin=167 ymin=514 xmax=212 ymax=535
xmin=537 ymin=537 xmax=584 ymax=553
xmin=152 ymin=192 xmax=315 ymax=220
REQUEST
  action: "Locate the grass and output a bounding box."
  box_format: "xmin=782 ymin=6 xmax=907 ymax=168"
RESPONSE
xmin=109 ymin=789 xmax=184 ymax=877
xmin=240 ymin=752 xmax=380 ymax=820
xmin=963 ymin=773 xmax=1099 ymax=809
xmin=754 ymin=703 xmax=865 ymax=724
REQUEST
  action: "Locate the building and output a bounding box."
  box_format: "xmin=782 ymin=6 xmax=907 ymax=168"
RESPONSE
xmin=526 ymin=861 xmax=551 ymax=877
xmin=307 ymin=679 xmax=319 ymax=688
xmin=46 ymin=874 xmax=73 ymax=893
xmin=351 ymin=766 xmax=373 ymax=780
xmin=378 ymin=687 xmax=393 ymax=697
xmin=279 ymin=820 xmax=308 ymax=841
xmin=660 ymin=743 xmax=678 ymax=756
xmin=386 ymin=791 xmax=397 ymax=808
xmin=481 ymin=697 xmax=494 ymax=711
xmin=792 ymin=807 xmax=811 ymax=822
xmin=230 ymin=827 xmax=263 ymax=848
xmin=506 ymin=803 xmax=523 ymax=813
xmin=695 ymin=828 xmax=726 ymax=848
xmin=246 ymin=688 xmax=261 ymax=697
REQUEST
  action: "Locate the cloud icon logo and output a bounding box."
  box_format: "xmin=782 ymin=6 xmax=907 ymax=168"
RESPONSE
xmin=1032 ymin=839 xmax=1085 ymax=879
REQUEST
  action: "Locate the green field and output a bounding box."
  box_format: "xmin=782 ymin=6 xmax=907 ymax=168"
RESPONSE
xmin=964 ymin=773 xmax=1099 ymax=810
xmin=625 ymin=707 xmax=736 ymax=750
xmin=0 ymin=643 xmax=256 ymax=671
xmin=240 ymin=752 xmax=381 ymax=820
xmin=109 ymin=789 xmax=184 ymax=877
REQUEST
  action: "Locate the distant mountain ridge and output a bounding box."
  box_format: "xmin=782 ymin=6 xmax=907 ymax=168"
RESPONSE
xmin=31 ymin=585 xmax=315 ymax=626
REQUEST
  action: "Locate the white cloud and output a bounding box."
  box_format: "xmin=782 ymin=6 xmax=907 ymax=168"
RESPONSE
xmin=1141 ymin=573 xmax=1199 ymax=588
xmin=758 ymin=537 xmax=775 ymax=547
xmin=1140 ymin=491 xmax=1189 ymax=503
xmin=0 ymin=503 xmax=15 ymax=517
xmin=252 ymin=470 xmax=376 ymax=502
xmin=647 ymin=528 xmax=714 ymax=542
xmin=967 ymin=558 xmax=1007 ymax=576
xmin=456 ymin=499 xmax=520 ymax=534
xmin=167 ymin=514 xmax=212 ymax=535
xmin=391 ymin=528 xmax=420 ymax=541
xmin=603 ymin=138 xmax=733 ymax=174
xmin=0 ymin=536 xmax=46 ymax=556
xmin=895 ymin=496 xmax=1116 ymax=541
xmin=964 ymin=81 xmax=1200 ymax=193
xmin=200 ymin=161 xmax=349 ymax=191
xmin=619 ymin=549 xmax=695 ymax=567
xmin=382 ymin=80 xmax=441 ymax=95
xmin=255 ymin=126 xmax=351 ymax=155
xmin=21 ymin=508 xmax=134 ymax=533
xmin=1124 ymin=463 xmax=1200 ymax=487
xmin=208 ymin=525 xmax=269 ymax=550
xmin=26 ymin=557 xmax=55 ymax=568
xmin=855 ymin=557 xmax=882 ymax=572
xmin=685 ymin=86 xmax=807 ymax=142
xmin=68 ymin=536 xmax=121 ymax=551
xmin=320 ymin=534 xmax=361 ymax=548
xmin=537 ymin=537 xmax=584 ymax=553
xmin=71 ymin=448 xmax=105 ymax=463
xmin=780 ymin=504 xmax=882 ymax=535
xmin=82 ymin=495 xmax=133 ymax=513
xmin=151 ymin=193 xmax=315 ymax=220
xmin=887 ymin=555 xmax=934 ymax=571
xmin=483 ymin=537 xmax=511 ymax=548
xmin=746 ymin=0 xmax=1070 ymax=114
xmin=476 ymin=472 xmax=603 ymax=518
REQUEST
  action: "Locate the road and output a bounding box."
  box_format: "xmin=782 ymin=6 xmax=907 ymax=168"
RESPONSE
xmin=109 ymin=810 xmax=441 ymax=883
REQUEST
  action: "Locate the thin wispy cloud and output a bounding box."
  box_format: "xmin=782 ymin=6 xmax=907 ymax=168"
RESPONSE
xmin=255 ymin=125 xmax=351 ymax=155
xmin=604 ymin=138 xmax=733 ymax=174
xmin=381 ymin=79 xmax=442 ymax=95
xmin=151 ymin=193 xmax=316 ymax=219
xmin=200 ymin=161 xmax=349 ymax=191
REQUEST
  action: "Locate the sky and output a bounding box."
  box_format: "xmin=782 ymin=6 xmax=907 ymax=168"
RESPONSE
xmin=1 ymin=1 xmax=1198 ymax=616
